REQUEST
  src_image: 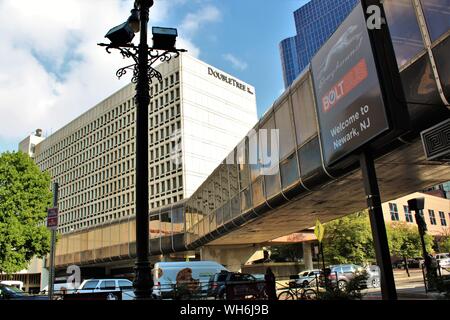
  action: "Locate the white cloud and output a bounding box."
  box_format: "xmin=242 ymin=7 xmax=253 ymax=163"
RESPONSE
xmin=223 ymin=53 xmax=248 ymax=71
xmin=180 ymin=5 xmax=222 ymax=35
xmin=0 ymin=0 xmax=203 ymax=144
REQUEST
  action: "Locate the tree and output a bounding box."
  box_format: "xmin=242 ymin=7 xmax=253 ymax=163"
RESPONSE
xmin=322 ymin=211 xmax=375 ymax=266
xmin=387 ymin=222 xmax=433 ymax=277
xmin=437 ymin=236 xmax=450 ymax=253
xmin=0 ymin=151 xmax=52 ymax=274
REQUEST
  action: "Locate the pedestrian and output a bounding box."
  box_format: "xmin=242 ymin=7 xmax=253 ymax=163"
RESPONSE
xmin=265 ymin=267 xmax=277 ymax=300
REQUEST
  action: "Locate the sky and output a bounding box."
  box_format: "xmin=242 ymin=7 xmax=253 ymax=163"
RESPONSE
xmin=0 ymin=0 xmax=308 ymax=152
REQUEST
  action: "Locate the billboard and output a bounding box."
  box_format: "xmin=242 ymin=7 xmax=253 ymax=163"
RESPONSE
xmin=311 ymin=2 xmax=390 ymax=166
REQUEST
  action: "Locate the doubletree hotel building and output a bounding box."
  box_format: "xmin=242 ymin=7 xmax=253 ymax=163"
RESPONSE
xmin=19 ymin=54 xmax=257 ymax=235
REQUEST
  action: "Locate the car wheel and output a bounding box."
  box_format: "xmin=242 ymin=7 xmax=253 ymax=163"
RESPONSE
xmin=371 ymin=277 xmax=380 ymax=288
xmin=338 ymin=280 xmax=347 ymax=291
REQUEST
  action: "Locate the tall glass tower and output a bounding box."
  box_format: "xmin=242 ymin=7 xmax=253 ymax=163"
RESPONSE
xmin=279 ymin=0 xmax=358 ymax=88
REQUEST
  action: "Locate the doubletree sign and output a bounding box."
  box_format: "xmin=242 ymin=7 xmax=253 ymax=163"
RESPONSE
xmin=311 ymin=2 xmax=390 ymax=166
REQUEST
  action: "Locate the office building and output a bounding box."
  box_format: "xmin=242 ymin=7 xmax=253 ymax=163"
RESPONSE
xmin=279 ymin=0 xmax=358 ymax=88
xmin=19 ymin=53 xmax=258 ymax=235
xmin=383 ymin=192 xmax=450 ymax=237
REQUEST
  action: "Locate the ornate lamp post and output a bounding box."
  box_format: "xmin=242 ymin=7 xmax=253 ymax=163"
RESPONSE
xmin=98 ymin=0 xmax=186 ymax=299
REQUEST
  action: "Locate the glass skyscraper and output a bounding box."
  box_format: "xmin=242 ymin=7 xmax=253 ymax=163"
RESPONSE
xmin=279 ymin=0 xmax=358 ymax=88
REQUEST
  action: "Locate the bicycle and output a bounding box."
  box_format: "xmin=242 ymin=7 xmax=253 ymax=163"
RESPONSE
xmin=276 ymin=280 xmax=317 ymax=300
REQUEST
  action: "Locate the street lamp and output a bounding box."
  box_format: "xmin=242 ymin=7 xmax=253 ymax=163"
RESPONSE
xmin=98 ymin=0 xmax=186 ymax=300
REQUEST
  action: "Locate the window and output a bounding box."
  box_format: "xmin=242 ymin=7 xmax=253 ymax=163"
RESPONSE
xmin=384 ymin=0 xmax=425 ymax=67
xmin=274 ymin=100 xmax=296 ymax=159
xmin=421 ymin=0 xmax=450 ymax=42
xmin=82 ymin=280 xmax=99 ymax=290
xmin=429 ymin=210 xmax=437 ymax=225
xmin=439 ymin=211 xmax=447 ymax=226
xmin=118 ymin=280 xmax=132 ymax=290
xmin=291 ymin=77 xmax=317 ymax=145
xmin=389 ymin=203 xmax=399 ymax=221
xmin=404 ymin=205 xmax=413 ymax=223
xmin=100 ymin=281 xmax=116 ymax=290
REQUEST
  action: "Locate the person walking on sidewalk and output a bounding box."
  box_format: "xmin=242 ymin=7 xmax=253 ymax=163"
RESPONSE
xmin=265 ymin=267 xmax=277 ymax=300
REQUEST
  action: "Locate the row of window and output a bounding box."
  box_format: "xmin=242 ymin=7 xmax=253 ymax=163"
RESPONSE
xmin=149 ymin=104 xmax=181 ymax=128
xmin=389 ymin=203 xmax=448 ymax=226
xmin=60 ymin=174 xmax=134 ymax=211
xmin=150 ymin=71 xmax=180 ymax=97
xmin=149 ymin=88 xmax=180 ymax=113
xmin=36 ymin=99 xmax=134 ymax=163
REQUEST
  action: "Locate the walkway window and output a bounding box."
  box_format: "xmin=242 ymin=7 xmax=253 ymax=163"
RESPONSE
xmin=291 ymin=77 xmax=317 ymax=146
xmin=252 ymin=178 xmax=265 ymax=207
xmin=237 ymin=138 xmax=250 ymax=190
xmin=389 ymin=203 xmax=399 ymax=221
xmin=404 ymin=205 xmax=414 ymax=223
xmin=275 ymin=99 xmax=296 ymax=159
xmin=421 ymin=0 xmax=450 ymax=42
xmin=438 ymin=211 xmax=446 ymax=226
xmin=220 ymin=165 xmax=229 ymax=201
xmin=280 ymin=152 xmax=299 ymax=189
xmin=150 ymin=213 xmax=161 ymax=238
xmin=384 ymin=0 xmax=425 ymax=68
xmin=259 ymin=115 xmax=280 ymax=199
xmin=230 ymin=194 xmax=240 ymax=218
xmin=249 ymin=129 xmax=261 ymax=181
xmin=160 ymin=211 xmax=172 ymax=236
xmin=240 ymin=187 xmax=252 ymax=213
xmin=429 ymin=209 xmax=437 ymax=225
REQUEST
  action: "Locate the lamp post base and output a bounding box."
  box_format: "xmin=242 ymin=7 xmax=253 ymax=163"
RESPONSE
xmin=133 ymin=261 xmax=153 ymax=300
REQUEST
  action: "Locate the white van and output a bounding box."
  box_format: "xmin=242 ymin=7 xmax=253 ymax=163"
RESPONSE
xmin=152 ymin=261 xmax=228 ymax=299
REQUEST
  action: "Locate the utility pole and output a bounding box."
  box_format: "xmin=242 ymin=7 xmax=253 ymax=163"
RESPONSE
xmin=360 ymin=150 xmax=397 ymax=300
xmin=47 ymin=182 xmax=59 ymax=300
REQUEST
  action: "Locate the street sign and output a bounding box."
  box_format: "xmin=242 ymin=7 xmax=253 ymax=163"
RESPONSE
xmin=314 ymin=219 xmax=324 ymax=243
xmin=47 ymin=207 xmax=59 ymax=230
xmin=311 ymin=2 xmax=390 ymax=166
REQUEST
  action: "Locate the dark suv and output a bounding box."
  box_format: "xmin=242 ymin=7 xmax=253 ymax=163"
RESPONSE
xmin=320 ymin=264 xmax=367 ymax=290
xmin=207 ymin=271 xmax=260 ymax=299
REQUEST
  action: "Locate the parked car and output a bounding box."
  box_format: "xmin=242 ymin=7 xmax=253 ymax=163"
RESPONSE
xmin=365 ymin=265 xmax=381 ymax=288
xmin=207 ymin=271 xmax=262 ymax=299
xmin=320 ymin=264 xmax=367 ymax=290
xmin=152 ymin=261 xmax=228 ymax=299
xmin=76 ymin=278 xmax=135 ymax=300
xmin=291 ymin=269 xmax=321 ymax=288
xmin=435 ymin=253 xmax=450 ymax=269
xmin=0 ymin=284 xmax=49 ymax=300
xmin=392 ymin=258 xmax=423 ymax=269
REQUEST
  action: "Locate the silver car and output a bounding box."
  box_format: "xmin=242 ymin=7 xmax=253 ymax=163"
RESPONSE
xmin=294 ymin=269 xmax=321 ymax=288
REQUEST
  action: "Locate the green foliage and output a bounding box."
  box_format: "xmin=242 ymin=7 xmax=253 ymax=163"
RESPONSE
xmin=0 ymin=151 xmax=52 ymax=274
xmin=322 ymin=211 xmax=375 ymax=265
xmin=437 ymin=236 xmax=450 ymax=253
xmin=387 ymin=222 xmax=433 ymax=259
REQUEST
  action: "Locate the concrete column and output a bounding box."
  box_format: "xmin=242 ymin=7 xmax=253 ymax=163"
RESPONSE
xmin=200 ymin=245 xmax=264 ymax=272
xmin=303 ymin=242 xmax=313 ymax=270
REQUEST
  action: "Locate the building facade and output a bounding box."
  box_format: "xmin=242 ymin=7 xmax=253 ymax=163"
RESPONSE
xmin=279 ymin=0 xmax=358 ymax=88
xmin=20 ymin=53 xmax=257 ymax=235
xmin=382 ymin=192 xmax=450 ymax=237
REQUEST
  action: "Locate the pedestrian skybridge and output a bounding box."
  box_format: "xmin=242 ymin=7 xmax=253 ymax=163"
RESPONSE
xmin=54 ymin=0 xmax=450 ymax=268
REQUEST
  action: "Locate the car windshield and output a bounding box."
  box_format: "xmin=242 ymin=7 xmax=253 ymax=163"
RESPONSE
xmin=2 ymin=285 xmax=26 ymax=296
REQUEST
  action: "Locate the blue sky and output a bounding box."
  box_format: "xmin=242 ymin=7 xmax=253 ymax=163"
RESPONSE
xmin=0 ymin=0 xmax=308 ymax=153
